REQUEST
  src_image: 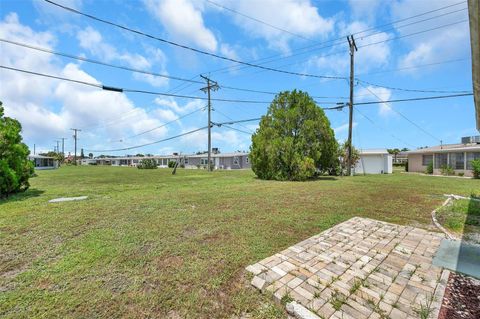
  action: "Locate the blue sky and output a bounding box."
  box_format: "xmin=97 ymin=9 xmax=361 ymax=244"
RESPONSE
xmin=0 ymin=0 xmax=475 ymax=156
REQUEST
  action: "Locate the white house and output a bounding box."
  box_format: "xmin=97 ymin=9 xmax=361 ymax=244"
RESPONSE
xmin=28 ymin=155 xmax=58 ymax=170
xmin=354 ymin=149 xmax=392 ymax=175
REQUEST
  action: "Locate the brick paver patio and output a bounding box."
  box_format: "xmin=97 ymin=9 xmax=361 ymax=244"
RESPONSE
xmin=246 ymin=217 xmax=449 ymax=319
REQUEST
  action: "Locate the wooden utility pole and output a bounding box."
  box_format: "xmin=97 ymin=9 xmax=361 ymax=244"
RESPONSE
xmin=70 ymin=128 xmax=81 ymax=165
xmin=200 ymin=75 xmax=219 ymax=172
xmin=59 ymin=137 xmax=67 ymax=156
xmin=346 ymin=35 xmax=357 ymax=176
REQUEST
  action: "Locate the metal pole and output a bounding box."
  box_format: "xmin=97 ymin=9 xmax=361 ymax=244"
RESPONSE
xmin=200 ymin=75 xmax=219 ymax=172
xmin=347 ymin=35 xmax=357 ymax=176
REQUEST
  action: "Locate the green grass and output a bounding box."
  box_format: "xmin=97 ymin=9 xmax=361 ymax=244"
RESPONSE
xmin=436 ymin=198 xmax=480 ymax=243
xmin=1 ymin=166 xmax=479 ymax=318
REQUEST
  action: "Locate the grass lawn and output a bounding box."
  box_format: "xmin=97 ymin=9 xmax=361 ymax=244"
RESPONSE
xmin=436 ymin=198 xmax=480 ymax=244
xmin=1 ymin=166 xmax=479 ymax=318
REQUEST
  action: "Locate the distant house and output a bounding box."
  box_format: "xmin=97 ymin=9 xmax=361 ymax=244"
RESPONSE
xmin=354 ymin=149 xmax=393 ymax=174
xmin=28 ymin=155 xmax=58 ymax=170
xmin=85 ymin=152 xmax=251 ymax=170
xmin=407 ymin=136 xmax=480 ymax=177
xmin=393 ymin=151 xmax=408 ymax=164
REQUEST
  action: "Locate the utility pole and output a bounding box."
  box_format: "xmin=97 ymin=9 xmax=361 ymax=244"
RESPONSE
xmin=55 ymin=140 xmax=60 ymax=154
xmin=59 ymin=137 xmax=67 ymax=156
xmin=33 ymin=144 xmax=36 ymax=155
xmin=200 ymin=75 xmax=219 ymax=172
xmin=70 ymin=128 xmax=81 ymax=165
xmin=346 ymin=35 xmax=357 ymax=176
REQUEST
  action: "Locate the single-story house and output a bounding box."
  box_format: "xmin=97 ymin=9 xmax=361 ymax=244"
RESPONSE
xmin=354 ymin=149 xmax=393 ymax=175
xmin=85 ymin=152 xmax=251 ymax=170
xmin=28 ymin=155 xmax=58 ymax=170
xmin=407 ymin=136 xmax=480 ymax=177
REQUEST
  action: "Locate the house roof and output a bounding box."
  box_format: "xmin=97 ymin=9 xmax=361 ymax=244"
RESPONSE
xmin=358 ymin=149 xmax=389 ymax=155
xmin=406 ymin=143 xmax=480 ymax=154
xmin=28 ymin=154 xmax=54 ymax=159
xmin=94 ymin=152 xmax=249 ymax=161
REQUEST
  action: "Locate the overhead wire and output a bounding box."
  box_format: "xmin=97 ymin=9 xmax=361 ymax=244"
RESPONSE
xmin=0 ymin=65 xmax=346 ymax=106
xmin=43 ymin=0 xmax=347 ymax=80
xmin=357 ymin=82 xmax=442 ymax=143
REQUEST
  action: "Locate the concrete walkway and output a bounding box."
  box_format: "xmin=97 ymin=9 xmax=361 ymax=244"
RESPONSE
xmin=246 ymin=217 xmax=449 ymax=319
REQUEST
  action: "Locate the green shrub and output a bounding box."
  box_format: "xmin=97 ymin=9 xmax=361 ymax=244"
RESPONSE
xmin=0 ymin=101 xmax=34 ymax=198
xmin=250 ymin=90 xmax=338 ymax=181
xmin=168 ymin=161 xmax=176 ymax=168
xmin=137 ymin=159 xmax=157 ymax=169
xmin=458 ymin=172 xmax=464 ymax=177
xmin=440 ymin=165 xmax=454 ymax=176
xmin=471 ymin=159 xmax=480 ymax=179
xmin=425 ymin=161 xmax=433 ymax=174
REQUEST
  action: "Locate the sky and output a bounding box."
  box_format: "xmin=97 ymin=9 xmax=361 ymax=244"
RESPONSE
xmin=0 ymin=0 xmax=475 ymax=156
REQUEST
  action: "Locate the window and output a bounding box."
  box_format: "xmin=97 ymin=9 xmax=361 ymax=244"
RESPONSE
xmin=422 ymin=155 xmax=433 ymax=166
xmin=450 ymin=153 xmax=465 ymax=170
xmin=184 ymin=157 xmax=189 ymax=165
xmin=201 ymin=158 xmax=208 ymax=165
xmin=434 ymin=153 xmax=447 ymax=169
xmin=233 ymin=156 xmax=239 ymax=165
xmin=246 ymin=156 xmax=249 ymax=164
xmin=467 ymin=152 xmax=480 ymax=170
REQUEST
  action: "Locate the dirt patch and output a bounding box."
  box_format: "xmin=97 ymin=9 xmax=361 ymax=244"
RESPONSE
xmin=438 ymin=272 xmax=480 ymax=319
xmin=156 ymin=255 xmax=184 ymax=269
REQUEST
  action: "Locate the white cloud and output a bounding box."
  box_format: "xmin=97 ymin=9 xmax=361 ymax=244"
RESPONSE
xmin=218 ymin=0 xmax=334 ymax=52
xmin=154 ymin=97 xmax=206 ymax=114
xmin=334 ymin=122 xmax=357 ymax=134
xmin=76 ymin=26 xmax=168 ymax=87
xmin=0 ymin=14 xmax=170 ymax=152
xmin=143 ymin=0 xmax=217 ymax=52
xmin=308 ymin=21 xmax=391 ymax=75
xmin=348 ymin=0 xmax=384 ymax=22
xmin=391 ymin=0 xmax=469 ymax=72
xmin=356 ymin=86 xmax=393 ymax=116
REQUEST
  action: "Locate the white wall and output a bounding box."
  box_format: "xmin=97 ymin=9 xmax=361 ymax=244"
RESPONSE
xmin=354 ymin=154 xmax=392 ymax=174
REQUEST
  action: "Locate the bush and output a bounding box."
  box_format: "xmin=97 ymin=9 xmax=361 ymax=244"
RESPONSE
xmin=250 ymin=90 xmax=338 ymax=181
xmin=0 ymin=101 xmax=34 ymax=198
xmin=168 ymin=161 xmax=176 ymax=168
xmin=440 ymin=165 xmax=454 ymax=176
xmin=137 ymin=159 xmax=157 ymax=169
xmin=471 ymin=159 xmax=480 ymax=179
xmin=425 ymin=161 xmax=433 ymax=174
xmin=458 ymin=172 xmax=464 ymax=177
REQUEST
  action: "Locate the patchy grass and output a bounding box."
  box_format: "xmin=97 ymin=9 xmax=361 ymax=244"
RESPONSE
xmin=436 ymin=198 xmax=480 ymax=243
xmin=0 ymin=166 xmax=479 ymax=318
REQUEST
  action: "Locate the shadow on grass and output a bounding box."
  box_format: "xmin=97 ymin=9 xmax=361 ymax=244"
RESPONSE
xmin=0 ymin=188 xmax=45 ymax=205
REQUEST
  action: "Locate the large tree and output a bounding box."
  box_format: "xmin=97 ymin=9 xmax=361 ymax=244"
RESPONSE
xmin=250 ymin=90 xmax=338 ymax=181
xmin=0 ymin=102 xmax=34 ymax=198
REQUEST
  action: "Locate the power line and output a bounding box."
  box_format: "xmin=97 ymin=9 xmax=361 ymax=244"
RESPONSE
xmin=356 ymin=57 xmax=470 ymax=76
xmin=0 ymin=65 xmax=344 ymax=106
xmin=0 ymin=38 xmax=203 ymax=84
xmin=353 ymin=93 xmax=473 ymax=105
xmin=43 ymin=0 xmax=346 ymax=80
xmin=0 ymin=39 xmax=348 ymax=101
xmin=354 ymin=107 xmax=417 ymax=148
xmin=84 ymin=126 xmax=209 ymax=152
xmin=357 ymin=19 xmax=468 ymax=51
xmin=358 ymin=82 xmax=441 ymax=143
xmin=222 ymin=15 xmax=468 ymax=83
xmin=204 ymin=0 xmax=315 ymax=42
xmin=213 ymin=108 xmax=254 ymax=133
xmin=356 ymin=78 xmax=471 ymax=94
xmin=205 ymin=3 xmax=468 ymax=76
xmin=119 ymin=106 xmax=206 ymax=141
xmin=216 ymin=124 xmax=253 ymax=135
